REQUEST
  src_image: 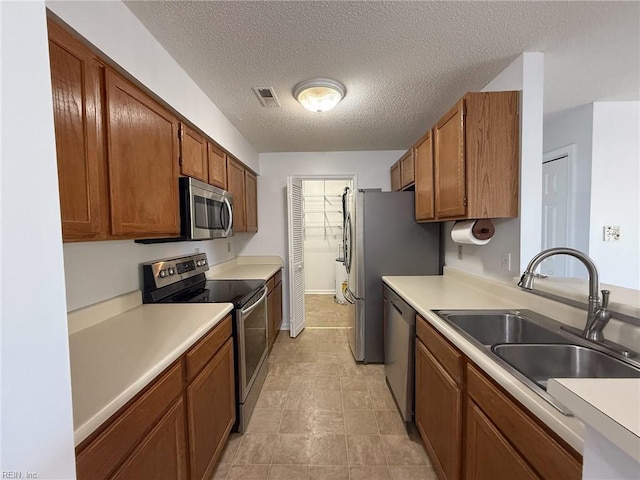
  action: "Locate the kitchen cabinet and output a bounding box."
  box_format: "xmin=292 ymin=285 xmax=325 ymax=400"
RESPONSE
xmin=105 ymin=68 xmax=180 ymax=237
xmin=75 ymin=315 xmax=234 ymax=480
xmin=390 ymin=161 xmax=401 ymax=191
xmin=465 ymin=400 xmax=538 ymax=480
xmin=414 ymin=315 xmax=582 ymax=480
xmin=415 ymin=321 xmax=462 ymax=480
xmin=267 ymin=269 xmax=283 ymax=350
xmin=47 ymin=18 xmax=107 ymax=241
xmin=390 ymin=149 xmax=415 ymax=191
xmin=227 ymin=156 xmax=258 ymax=233
xmin=208 ymin=143 xmax=227 ymax=190
xmin=180 ymin=123 xmax=208 ymax=183
xmin=414 ymin=129 xmax=435 ymax=221
xmin=433 ymin=91 xmax=519 ymax=221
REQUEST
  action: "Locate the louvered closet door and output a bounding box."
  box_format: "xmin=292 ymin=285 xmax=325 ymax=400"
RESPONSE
xmin=287 ymin=177 xmax=306 ymax=338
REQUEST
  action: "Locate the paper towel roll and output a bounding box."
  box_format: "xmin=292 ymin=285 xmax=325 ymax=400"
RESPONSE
xmin=450 ymin=219 xmax=494 ymax=245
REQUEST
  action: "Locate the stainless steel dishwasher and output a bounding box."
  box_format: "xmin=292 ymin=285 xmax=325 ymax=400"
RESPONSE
xmin=383 ymin=284 xmax=416 ymax=424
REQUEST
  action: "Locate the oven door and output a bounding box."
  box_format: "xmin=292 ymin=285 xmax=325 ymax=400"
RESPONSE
xmin=237 ymin=287 xmax=268 ymax=402
xmin=188 ymin=179 xmax=233 ymax=240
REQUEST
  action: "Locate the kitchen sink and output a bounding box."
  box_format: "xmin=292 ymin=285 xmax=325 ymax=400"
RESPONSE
xmin=436 ymin=311 xmax=568 ymax=346
xmin=492 ymin=344 xmax=640 ymax=389
xmin=433 ymin=309 xmax=640 ymax=414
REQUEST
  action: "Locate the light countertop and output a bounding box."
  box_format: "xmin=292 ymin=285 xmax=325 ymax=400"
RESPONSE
xmin=383 ymin=269 xmax=587 ymax=453
xmin=207 ymin=255 xmax=283 ymax=281
xmin=68 ymin=297 xmax=232 ymax=445
xmin=548 ymin=378 xmax=640 ymax=462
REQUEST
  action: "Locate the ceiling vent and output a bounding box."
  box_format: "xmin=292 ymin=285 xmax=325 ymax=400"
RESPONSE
xmin=253 ymin=87 xmax=281 ymax=107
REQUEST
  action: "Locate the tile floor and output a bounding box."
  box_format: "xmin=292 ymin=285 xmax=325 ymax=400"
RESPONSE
xmin=211 ymin=295 xmax=436 ymax=480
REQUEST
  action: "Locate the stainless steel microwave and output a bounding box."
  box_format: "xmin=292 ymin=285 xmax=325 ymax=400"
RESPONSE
xmin=181 ymin=177 xmax=233 ymax=240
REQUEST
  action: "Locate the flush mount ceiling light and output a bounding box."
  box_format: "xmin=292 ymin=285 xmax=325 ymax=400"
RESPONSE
xmin=293 ymin=78 xmax=346 ymax=113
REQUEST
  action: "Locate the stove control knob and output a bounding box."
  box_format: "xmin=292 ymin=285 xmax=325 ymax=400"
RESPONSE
xmin=202 ymin=259 xmax=207 ymax=265
xmin=159 ymin=269 xmax=167 ymax=278
xmin=195 ymin=260 xmax=201 ymax=267
xmin=168 ymin=268 xmax=175 ymax=275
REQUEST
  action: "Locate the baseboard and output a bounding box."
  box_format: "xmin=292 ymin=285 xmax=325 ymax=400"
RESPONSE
xmin=305 ymin=290 xmax=335 ymax=295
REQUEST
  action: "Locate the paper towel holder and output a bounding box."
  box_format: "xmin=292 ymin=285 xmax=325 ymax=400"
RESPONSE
xmin=471 ymin=219 xmax=495 ymax=240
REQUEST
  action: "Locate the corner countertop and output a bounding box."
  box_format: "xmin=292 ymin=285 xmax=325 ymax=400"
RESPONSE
xmin=68 ymin=293 xmax=232 ymax=446
xmin=207 ymin=255 xmax=283 ymax=281
xmin=548 ymin=378 xmax=640 ymax=462
xmin=383 ymin=269 xmax=586 ymax=453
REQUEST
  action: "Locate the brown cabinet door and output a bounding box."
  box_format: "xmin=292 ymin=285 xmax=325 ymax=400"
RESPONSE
xmin=465 ymin=401 xmax=539 ymax=480
xmin=434 ymin=100 xmax=466 ymax=219
xmin=415 ymin=339 xmax=462 ymax=480
xmin=110 ymin=398 xmax=188 ymax=480
xmin=245 ymin=170 xmax=258 ymax=232
xmin=227 ymin=157 xmax=246 ymax=232
xmin=104 ymin=69 xmax=180 ymax=237
xmin=47 ymin=19 xmax=106 ymax=241
xmin=275 ymin=280 xmax=283 ymax=332
xmin=186 ymin=338 xmax=236 ymax=480
xmin=400 ymin=149 xmax=415 ymax=188
xmin=390 ymin=162 xmax=401 ymax=191
xmin=414 ymin=130 xmax=435 ymax=221
xmin=208 ymin=143 xmax=227 ymax=190
xmin=179 ymin=123 xmax=207 ymax=182
xmin=267 ymin=288 xmax=276 ymax=350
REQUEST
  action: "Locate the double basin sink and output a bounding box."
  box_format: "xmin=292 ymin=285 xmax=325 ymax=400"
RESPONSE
xmin=434 ymin=310 xmax=640 ymax=414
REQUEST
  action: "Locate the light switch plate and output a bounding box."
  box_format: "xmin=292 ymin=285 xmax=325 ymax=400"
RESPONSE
xmin=603 ymin=225 xmax=620 ymax=241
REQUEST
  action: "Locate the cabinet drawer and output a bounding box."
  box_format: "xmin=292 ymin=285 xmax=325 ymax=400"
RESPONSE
xmin=76 ymin=362 xmax=183 ymax=480
xmin=466 ymin=364 xmax=581 ymax=480
xmin=416 ymin=315 xmax=463 ymax=384
xmin=186 ymin=315 xmax=232 ymax=382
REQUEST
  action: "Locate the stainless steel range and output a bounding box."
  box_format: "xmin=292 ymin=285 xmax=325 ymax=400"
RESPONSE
xmin=141 ymin=253 xmax=268 ymax=432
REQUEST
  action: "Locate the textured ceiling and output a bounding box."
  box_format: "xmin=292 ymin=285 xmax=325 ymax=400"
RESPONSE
xmin=123 ymin=1 xmax=640 ymax=153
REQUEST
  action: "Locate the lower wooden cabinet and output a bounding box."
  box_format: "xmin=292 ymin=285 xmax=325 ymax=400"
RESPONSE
xmin=111 ymin=398 xmax=188 ymax=480
xmin=75 ymin=315 xmax=234 ymax=480
xmin=267 ymin=269 xmax=283 ymax=350
xmin=414 ymin=316 xmax=582 ymax=480
xmin=464 ymin=400 xmax=538 ymax=480
xmin=186 ymin=338 xmax=235 ymax=480
xmin=415 ymin=339 xmax=462 ymax=480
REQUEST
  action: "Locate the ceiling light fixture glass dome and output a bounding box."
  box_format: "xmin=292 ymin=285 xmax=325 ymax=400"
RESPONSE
xmin=293 ymin=78 xmax=346 ymax=113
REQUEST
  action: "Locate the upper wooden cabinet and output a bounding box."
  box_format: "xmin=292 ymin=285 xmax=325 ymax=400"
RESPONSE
xmin=400 ymin=149 xmax=415 ymax=188
xmin=179 ymin=123 xmax=208 ymax=183
xmin=390 ymin=161 xmax=401 ymax=191
xmin=245 ymin=170 xmax=258 ymax=232
xmin=433 ymin=91 xmax=519 ymax=221
xmin=104 ymin=69 xmax=180 ymax=237
xmin=47 ymin=18 xmax=107 ymax=241
xmin=207 ymin=143 xmax=227 ymax=190
xmin=226 ymin=157 xmax=258 ymax=233
xmin=414 ymin=130 xmax=435 ymax=221
xmin=390 ymin=149 xmax=415 ymax=191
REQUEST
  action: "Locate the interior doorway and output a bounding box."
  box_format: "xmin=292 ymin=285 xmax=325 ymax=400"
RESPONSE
xmin=287 ymin=175 xmax=355 ymax=337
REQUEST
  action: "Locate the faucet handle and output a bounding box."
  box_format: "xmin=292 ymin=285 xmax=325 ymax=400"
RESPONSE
xmin=600 ymin=289 xmax=610 ymax=309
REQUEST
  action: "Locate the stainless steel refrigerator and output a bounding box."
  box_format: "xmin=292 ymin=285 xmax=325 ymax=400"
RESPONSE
xmin=342 ymin=188 xmax=441 ymax=363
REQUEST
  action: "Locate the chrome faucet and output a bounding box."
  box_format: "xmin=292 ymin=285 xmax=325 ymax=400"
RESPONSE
xmin=518 ymin=247 xmax=611 ymax=342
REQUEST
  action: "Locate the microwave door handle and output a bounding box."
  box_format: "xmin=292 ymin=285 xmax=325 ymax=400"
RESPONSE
xmin=223 ymin=197 xmax=233 ymax=235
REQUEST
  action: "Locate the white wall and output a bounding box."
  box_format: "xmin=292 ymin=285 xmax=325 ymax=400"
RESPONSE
xmin=0 ymin=2 xmax=77 ymax=477
xmin=543 ymin=103 xmax=594 ymax=276
xmin=47 ymin=0 xmax=258 ymax=172
xmin=238 ymin=151 xmax=403 ymax=327
xmin=589 ymin=102 xmax=640 ymax=289
xmin=443 ymin=53 xmax=544 ymax=283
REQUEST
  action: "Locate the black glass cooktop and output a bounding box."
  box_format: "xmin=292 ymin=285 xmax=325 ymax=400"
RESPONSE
xmin=159 ymin=279 xmax=265 ymax=308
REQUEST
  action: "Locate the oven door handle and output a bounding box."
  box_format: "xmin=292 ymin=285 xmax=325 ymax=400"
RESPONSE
xmin=240 ymin=287 xmax=267 ymax=316
xmin=223 ymin=197 xmax=233 ymax=236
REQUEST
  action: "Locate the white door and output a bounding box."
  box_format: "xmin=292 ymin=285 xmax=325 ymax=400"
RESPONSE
xmin=541 ymin=153 xmax=570 ymax=276
xmin=287 ymin=177 xmax=306 ymax=337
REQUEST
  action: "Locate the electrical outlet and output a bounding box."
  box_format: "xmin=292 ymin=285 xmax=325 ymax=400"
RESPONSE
xmin=603 ymin=225 xmax=620 ymax=241
xmin=457 ymin=245 xmax=463 ymax=260
xmin=501 ymin=252 xmax=512 ymax=271
xmin=195 ymin=247 xmax=200 ymax=253
xmin=227 ymin=242 xmax=231 ymax=252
